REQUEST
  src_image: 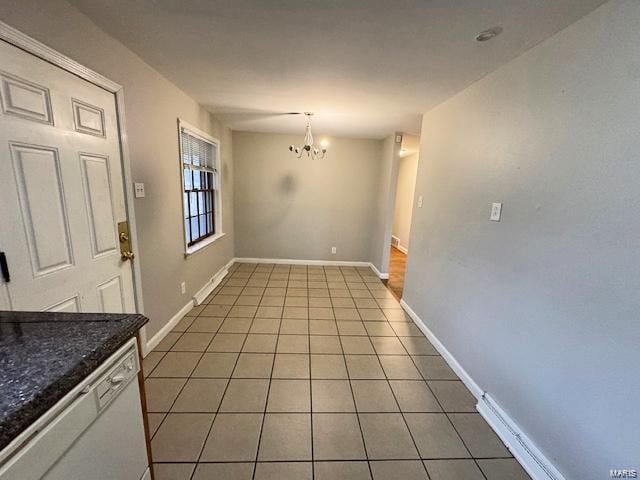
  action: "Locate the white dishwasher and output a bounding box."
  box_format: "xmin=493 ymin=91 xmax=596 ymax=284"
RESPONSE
xmin=0 ymin=338 xmax=150 ymax=480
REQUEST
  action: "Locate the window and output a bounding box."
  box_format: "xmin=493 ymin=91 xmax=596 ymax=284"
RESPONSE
xmin=179 ymin=119 xmax=222 ymax=254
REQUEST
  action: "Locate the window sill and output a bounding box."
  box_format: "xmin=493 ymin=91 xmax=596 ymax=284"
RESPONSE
xmin=185 ymin=232 xmax=226 ymax=257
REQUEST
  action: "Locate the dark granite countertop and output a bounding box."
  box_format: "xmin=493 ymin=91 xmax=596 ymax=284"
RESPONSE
xmin=0 ymin=311 xmax=148 ymax=451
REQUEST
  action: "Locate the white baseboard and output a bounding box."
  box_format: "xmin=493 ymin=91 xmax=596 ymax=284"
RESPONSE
xmin=143 ymin=299 xmax=193 ymax=356
xmin=400 ymin=299 xmax=483 ymax=399
xmin=478 ymin=393 xmax=566 ymax=480
xmin=234 ymin=257 xmax=372 ymax=268
xmin=391 ymin=236 xmax=409 ymax=255
xmin=400 ymin=298 xmax=565 ymax=480
xmin=369 ymin=262 xmax=389 ymax=280
xmin=142 ymin=259 xmax=233 ymax=356
xmin=193 ymin=258 xmax=234 ymax=305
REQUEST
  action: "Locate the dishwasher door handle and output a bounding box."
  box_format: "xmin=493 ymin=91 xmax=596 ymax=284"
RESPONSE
xmin=110 ymin=374 xmax=126 ymax=385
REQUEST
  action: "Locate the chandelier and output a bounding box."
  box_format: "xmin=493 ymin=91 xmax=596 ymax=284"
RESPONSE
xmin=288 ymin=112 xmax=327 ymax=160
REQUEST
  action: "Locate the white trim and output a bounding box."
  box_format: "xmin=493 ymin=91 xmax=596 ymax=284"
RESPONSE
xmin=400 ymin=298 xmax=566 ymax=480
xmin=179 ymin=120 xmax=218 ymax=145
xmin=234 ymin=257 xmax=373 ymax=268
xmin=115 ymin=90 xmax=146 ymax=334
xmin=400 ymin=299 xmax=483 ymax=399
xmin=143 ymin=259 xmax=233 ymax=355
xmin=193 ymin=258 xmax=234 ymax=305
xmin=369 ymin=262 xmax=389 ymax=280
xmin=0 ymin=21 xmax=145 ymax=325
xmin=396 ymin=244 xmax=409 ymax=255
xmin=185 ymin=232 xmax=226 ymax=256
xmin=478 ymin=394 xmax=566 ymax=480
xmin=0 ymin=21 xmax=120 ymax=92
xmin=178 ymin=118 xmax=223 ymax=255
xmin=143 ymin=300 xmax=193 ymax=357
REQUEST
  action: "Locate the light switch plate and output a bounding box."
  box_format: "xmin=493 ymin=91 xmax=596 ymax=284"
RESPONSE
xmin=134 ymin=182 xmax=145 ymax=198
xmin=417 ymin=195 xmax=424 ymax=208
xmin=490 ymin=202 xmax=502 ymax=221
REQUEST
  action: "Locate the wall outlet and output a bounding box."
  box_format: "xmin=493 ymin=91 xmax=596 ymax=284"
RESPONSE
xmin=417 ymin=195 xmax=423 ymax=208
xmin=490 ymin=202 xmax=502 ymax=221
xmin=134 ymin=182 xmax=145 ymax=198
xmin=180 ymin=281 xmax=186 ymax=294
xmin=331 ymin=246 xmax=337 ymax=254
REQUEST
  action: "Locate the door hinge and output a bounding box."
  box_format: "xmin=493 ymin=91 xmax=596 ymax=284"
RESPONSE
xmin=0 ymin=252 xmax=10 ymax=282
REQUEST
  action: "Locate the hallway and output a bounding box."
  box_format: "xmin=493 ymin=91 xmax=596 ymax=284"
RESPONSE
xmin=387 ymin=246 xmax=407 ymax=299
xmin=142 ymin=262 xmax=529 ymax=480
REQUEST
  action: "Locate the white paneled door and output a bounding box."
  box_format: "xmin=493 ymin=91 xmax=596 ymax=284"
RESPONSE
xmin=0 ymin=40 xmax=135 ymax=313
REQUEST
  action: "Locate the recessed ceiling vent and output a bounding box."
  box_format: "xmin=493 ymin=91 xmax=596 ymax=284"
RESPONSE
xmin=475 ymin=26 xmax=503 ymax=42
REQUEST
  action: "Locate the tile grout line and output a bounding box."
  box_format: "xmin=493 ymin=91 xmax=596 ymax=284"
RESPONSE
xmin=147 ymin=262 xmax=507 ymax=478
xmin=152 ymin=309 xmax=223 ymax=439
xmin=307 ymin=270 xmax=315 ymax=480
xmin=146 ymin=277 xmax=231 ymax=445
xmin=185 ymin=269 xmax=238 ymax=480
xmin=251 ymin=263 xmax=283 ymax=479
xmin=339 ymin=268 xmax=376 ymax=480
xmin=151 ymin=456 xmax=512 ymax=465
xmin=366 ymin=270 xmax=482 ymax=475
xmin=147 ymin=410 xmax=504 ymax=416
xmin=399 ymin=317 xmax=491 ymax=480
xmin=190 ymin=262 xmax=261 ymax=480
xmin=359 ymin=272 xmax=434 ymax=478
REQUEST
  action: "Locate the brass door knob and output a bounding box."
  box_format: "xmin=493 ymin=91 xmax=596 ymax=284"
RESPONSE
xmin=121 ymin=251 xmax=135 ymax=261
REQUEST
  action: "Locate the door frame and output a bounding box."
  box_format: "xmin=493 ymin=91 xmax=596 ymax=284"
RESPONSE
xmin=0 ymin=21 xmax=147 ymax=343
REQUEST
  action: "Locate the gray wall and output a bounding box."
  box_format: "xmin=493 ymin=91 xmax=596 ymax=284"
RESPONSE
xmin=404 ymin=1 xmax=640 ymax=478
xmin=233 ymin=131 xmax=382 ymax=262
xmin=392 ymin=135 xmax=420 ymax=252
xmin=0 ymin=0 xmax=235 ymax=339
xmin=369 ymin=134 xmax=401 ymax=274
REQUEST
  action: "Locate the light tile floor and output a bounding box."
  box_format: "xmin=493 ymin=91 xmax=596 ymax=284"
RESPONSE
xmin=143 ymin=263 xmax=531 ymax=480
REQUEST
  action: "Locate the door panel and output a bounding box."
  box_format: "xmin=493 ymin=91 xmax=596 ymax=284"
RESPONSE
xmin=0 ymin=39 xmax=135 ymax=313
xmin=80 ymin=153 xmax=118 ymax=257
xmin=72 ymin=99 xmax=105 ymax=137
xmin=45 ymin=296 xmax=81 ymax=313
xmin=0 ymin=72 xmax=53 ymax=124
xmin=96 ymin=276 xmax=125 ymax=314
xmin=9 ymin=143 xmax=74 ymax=276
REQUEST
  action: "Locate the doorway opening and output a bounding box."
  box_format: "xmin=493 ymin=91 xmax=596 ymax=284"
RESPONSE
xmin=387 ymin=134 xmax=419 ymax=299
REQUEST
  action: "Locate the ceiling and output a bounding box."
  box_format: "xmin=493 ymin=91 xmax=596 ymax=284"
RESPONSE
xmin=69 ymin=0 xmax=605 ymax=138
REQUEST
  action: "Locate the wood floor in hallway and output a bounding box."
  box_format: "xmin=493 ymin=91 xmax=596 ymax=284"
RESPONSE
xmin=387 ymin=246 xmax=407 ymax=300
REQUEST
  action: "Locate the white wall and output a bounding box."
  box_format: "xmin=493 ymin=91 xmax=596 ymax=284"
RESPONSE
xmin=233 ymin=131 xmax=383 ymax=262
xmin=404 ymin=1 xmax=640 ymax=478
xmin=369 ymin=133 xmax=401 ymax=274
xmin=392 ymin=135 xmax=419 ymax=252
xmin=0 ymin=0 xmax=235 ymax=339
